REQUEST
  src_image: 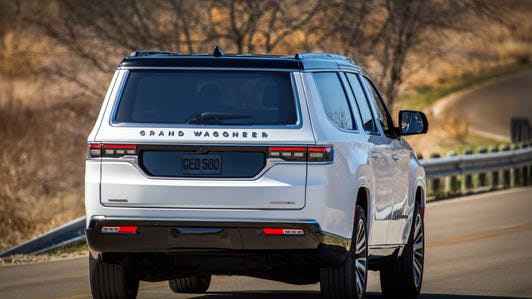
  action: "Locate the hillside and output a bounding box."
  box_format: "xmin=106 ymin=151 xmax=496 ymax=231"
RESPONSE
xmin=1 ymin=0 xmax=532 ymax=250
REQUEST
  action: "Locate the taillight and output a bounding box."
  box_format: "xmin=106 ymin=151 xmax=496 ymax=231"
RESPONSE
xmin=269 ymin=146 xmax=307 ymax=161
xmin=87 ymin=143 xmax=137 ymax=158
xmin=101 ymin=225 xmax=138 ymax=234
xmin=308 ymin=146 xmax=333 ymax=162
xmin=88 ymin=143 xmax=103 ymax=157
xmin=263 ymin=227 xmax=305 ymax=236
xmin=268 ymin=145 xmax=333 ymax=162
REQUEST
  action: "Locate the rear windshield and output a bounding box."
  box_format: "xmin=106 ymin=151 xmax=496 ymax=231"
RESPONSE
xmin=113 ymin=70 xmax=298 ymax=126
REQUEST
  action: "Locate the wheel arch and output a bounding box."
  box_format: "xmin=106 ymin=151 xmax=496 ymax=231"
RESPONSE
xmin=355 ymin=186 xmax=372 ymax=239
xmin=415 ymin=184 xmax=426 ymax=218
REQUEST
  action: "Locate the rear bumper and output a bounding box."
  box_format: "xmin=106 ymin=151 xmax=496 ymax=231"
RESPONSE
xmin=86 ymin=218 xmax=350 ymax=266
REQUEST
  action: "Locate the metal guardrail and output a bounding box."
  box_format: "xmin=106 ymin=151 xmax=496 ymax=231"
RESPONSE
xmin=422 ymin=146 xmax=532 ymax=177
xmin=1 ymin=142 xmax=532 ymax=258
xmin=0 ymin=217 xmax=86 ymax=258
xmin=421 ymin=143 xmax=532 ymax=198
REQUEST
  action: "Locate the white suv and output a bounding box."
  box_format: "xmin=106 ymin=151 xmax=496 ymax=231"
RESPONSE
xmin=85 ymin=49 xmax=428 ymax=299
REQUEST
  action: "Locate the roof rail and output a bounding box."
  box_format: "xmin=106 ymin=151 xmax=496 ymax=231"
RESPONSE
xmin=295 ymin=52 xmax=353 ymax=62
xmin=129 ymin=51 xmax=179 ymax=57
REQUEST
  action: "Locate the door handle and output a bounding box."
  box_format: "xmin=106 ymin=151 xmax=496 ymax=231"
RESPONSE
xmin=392 ymin=154 xmax=400 ymax=161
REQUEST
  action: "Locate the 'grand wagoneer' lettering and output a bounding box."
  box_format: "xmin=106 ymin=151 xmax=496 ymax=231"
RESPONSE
xmin=139 ymin=130 xmax=269 ymax=139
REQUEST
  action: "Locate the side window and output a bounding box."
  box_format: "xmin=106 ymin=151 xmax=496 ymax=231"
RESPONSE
xmin=362 ymin=77 xmax=396 ymax=138
xmin=345 ymin=73 xmax=378 ymax=134
xmin=313 ymin=72 xmax=356 ymax=130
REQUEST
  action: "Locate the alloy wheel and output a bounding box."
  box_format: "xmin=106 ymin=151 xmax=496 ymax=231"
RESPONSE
xmin=413 ymin=213 xmax=425 ymax=290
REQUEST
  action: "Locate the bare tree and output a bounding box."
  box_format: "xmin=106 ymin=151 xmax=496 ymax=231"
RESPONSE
xmin=20 ymin=0 xmax=506 ymax=104
xmin=377 ymin=0 xmax=504 ymax=108
xmin=204 ymin=0 xmax=322 ymax=54
xmin=325 ymin=0 xmax=504 ymax=109
xmin=23 ymin=0 xmax=205 ymax=98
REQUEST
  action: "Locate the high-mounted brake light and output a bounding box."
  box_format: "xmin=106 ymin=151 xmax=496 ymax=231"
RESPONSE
xmin=268 ymin=146 xmax=333 ymax=162
xmin=88 ymin=143 xmax=137 ymax=158
xmin=263 ymin=227 xmax=305 ymax=236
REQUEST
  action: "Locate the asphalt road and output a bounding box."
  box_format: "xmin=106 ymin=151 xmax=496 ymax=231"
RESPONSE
xmin=443 ymin=69 xmax=532 ymax=139
xmin=1 ymin=187 xmax=531 ymax=299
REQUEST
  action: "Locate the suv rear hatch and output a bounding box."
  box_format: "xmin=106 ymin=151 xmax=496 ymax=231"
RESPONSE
xmin=94 ymin=69 xmax=317 ymax=209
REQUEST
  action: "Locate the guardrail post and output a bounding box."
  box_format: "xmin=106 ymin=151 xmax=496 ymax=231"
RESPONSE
xmin=513 ymin=144 xmax=523 ymax=187
xmin=447 ymin=151 xmax=461 ymax=196
xmin=529 ymin=164 xmax=532 ymax=186
xmin=463 ymin=149 xmax=474 ymax=194
xmin=490 ymin=146 xmax=501 ymax=190
xmin=522 ymin=142 xmax=529 ymax=186
xmin=429 ymin=153 xmax=443 ymax=198
xmin=528 ymin=142 xmax=532 ymax=186
xmin=523 ymin=165 xmax=529 ymax=186
xmin=501 ymin=145 xmax=512 ymax=188
xmin=477 ymin=147 xmax=488 ymax=191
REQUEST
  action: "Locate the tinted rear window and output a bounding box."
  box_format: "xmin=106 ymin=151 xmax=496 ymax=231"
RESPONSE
xmin=114 ymin=70 xmax=298 ymax=125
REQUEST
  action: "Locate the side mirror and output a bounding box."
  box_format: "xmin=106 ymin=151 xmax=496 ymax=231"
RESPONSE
xmin=398 ymin=110 xmax=428 ymax=136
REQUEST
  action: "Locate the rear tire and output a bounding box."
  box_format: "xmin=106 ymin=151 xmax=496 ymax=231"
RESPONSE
xmin=320 ymin=204 xmax=368 ymax=299
xmin=380 ymin=204 xmax=425 ymax=298
xmin=89 ymin=255 xmax=139 ymax=299
xmin=168 ymin=274 xmax=211 ymax=294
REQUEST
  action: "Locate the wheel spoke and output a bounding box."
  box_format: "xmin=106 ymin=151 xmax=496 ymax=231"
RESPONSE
xmin=356 ymin=226 xmax=363 ymax=243
xmin=356 ymin=239 xmax=365 ymax=255
xmin=416 ymin=230 xmax=423 ymax=242
xmin=414 ymin=240 xmax=424 ymax=251
xmin=414 ymin=257 xmax=422 ymax=283
xmin=353 ymin=218 xmax=367 ymax=295
xmin=355 ymin=270 xmax=363 ymax=292
xmin=355 ymin=258 xmax=366 ymax=273
xmin=355 ymin=221 xmax=366 ymax=256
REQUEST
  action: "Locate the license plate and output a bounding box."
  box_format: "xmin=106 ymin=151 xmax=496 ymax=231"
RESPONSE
xmin=181 ymin=154 xmax=222 ymax=175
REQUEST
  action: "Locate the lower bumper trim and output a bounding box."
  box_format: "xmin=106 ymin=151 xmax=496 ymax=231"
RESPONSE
xmin=86 ymin=218 xmax=350 ymax=267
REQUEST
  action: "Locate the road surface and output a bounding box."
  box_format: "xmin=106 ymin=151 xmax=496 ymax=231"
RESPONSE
xmin=440 ymin=69 xmax=532 ymax=140
xmin=1 ymin=187 xmax=532 ymax=299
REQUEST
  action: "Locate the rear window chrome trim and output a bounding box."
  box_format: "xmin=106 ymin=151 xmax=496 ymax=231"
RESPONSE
xmin=108 ymin=70 xmax=303 ymax=129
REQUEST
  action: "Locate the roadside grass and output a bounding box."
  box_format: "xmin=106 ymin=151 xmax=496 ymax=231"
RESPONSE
xmin=0 ymin=97 xmax=96 ymax=251
xmin=0 ymin=242 xmax=88 ymax=266
xmin=46 ymin=241 xmax=88 ymax=257
xmin=397 ymin=60 xmax=532 ymax=111
xmin=427 ymin=133 xmax=504 ymax=157
xmin=407 ymin=115 xmax=505 ymax=158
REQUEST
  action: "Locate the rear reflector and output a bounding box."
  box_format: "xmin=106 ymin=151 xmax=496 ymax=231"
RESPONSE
xmin=263 ymin=228 xmax=305 ymax=236
xmin=268 ymin=146 xmax=333 ymax=162
xmin=101 ymin=225 xmax=138 ymax=234
xmin=88 ymin=143 xmax=137 ymax=158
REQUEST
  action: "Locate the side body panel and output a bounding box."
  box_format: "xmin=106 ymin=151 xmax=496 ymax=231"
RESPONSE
xmin=301 ymin=72 xmax=386 ymax=246
xmin=360 ymin=76 xmax=425 ymax=245
xmin=366 ymin=135 xmax=396 ymax=244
